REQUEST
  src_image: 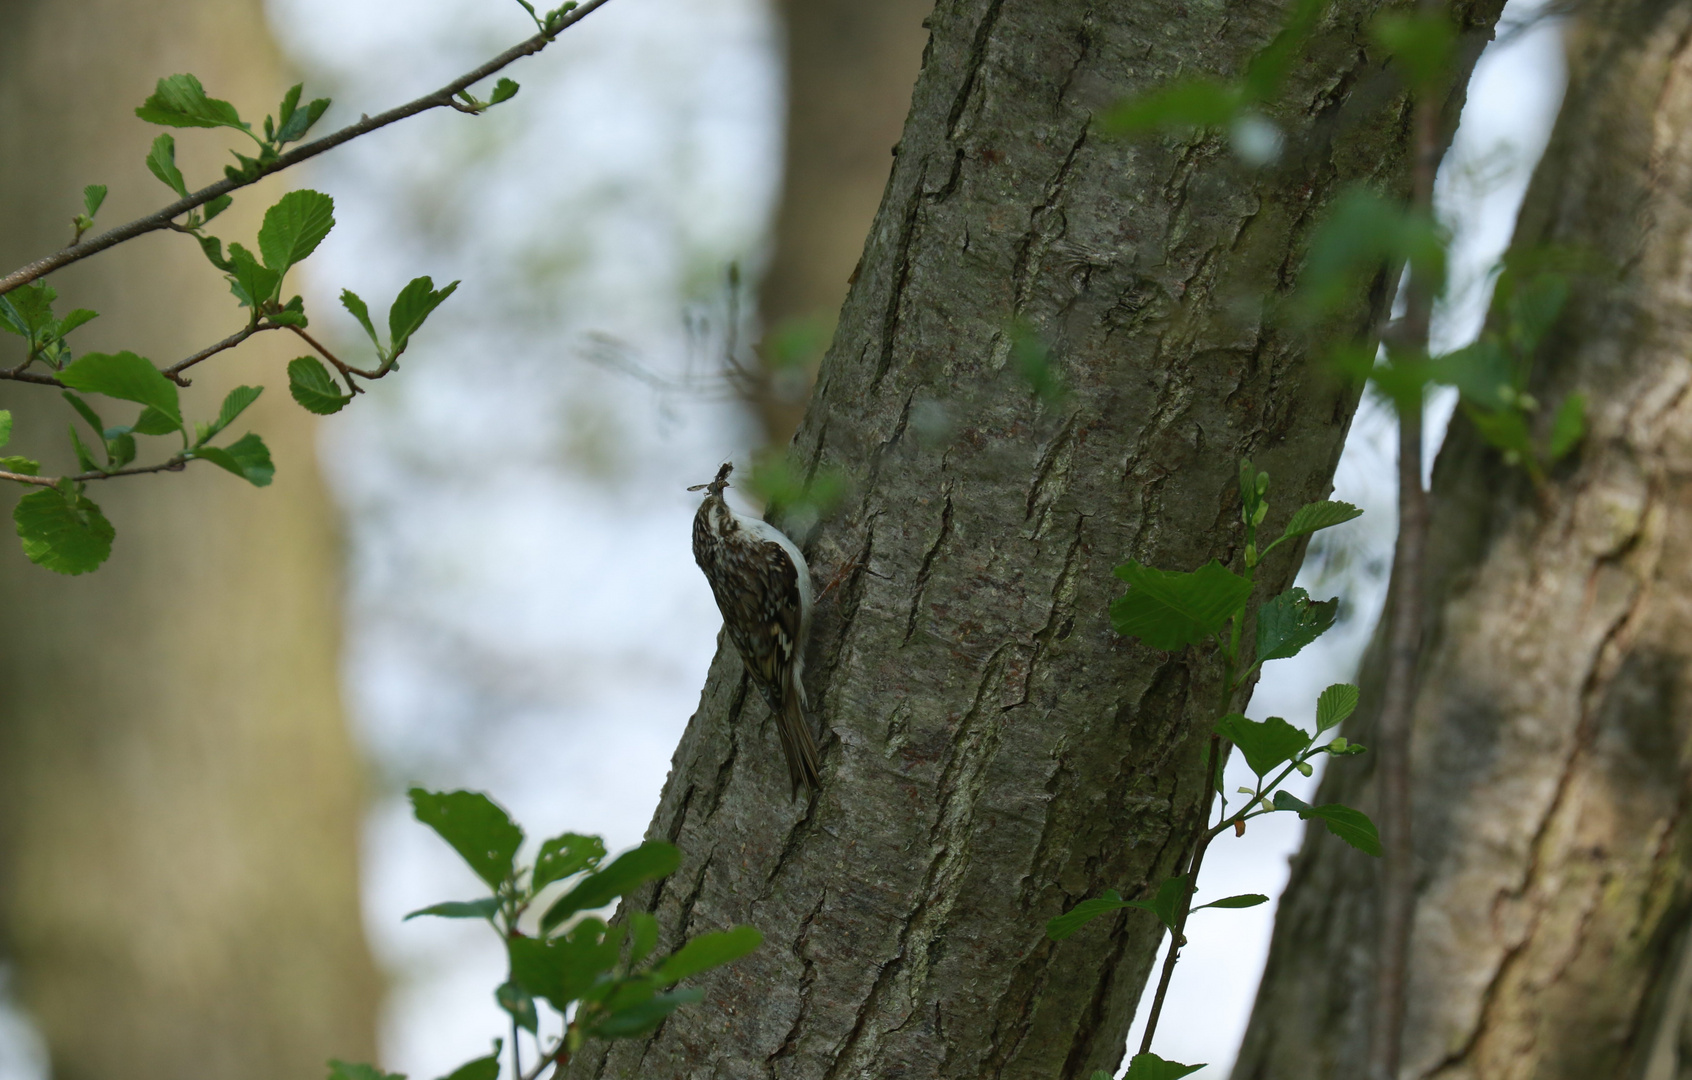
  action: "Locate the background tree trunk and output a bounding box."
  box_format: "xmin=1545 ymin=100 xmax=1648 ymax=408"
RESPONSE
xmin=0 ymin=2 xmax=380 ymax=1078
xmin=565 ymin=0 xmax=1502 ymax=1074
xmin=751 ymin=0 xmax=931 ymax=443
xmin=1231 ymin=3 xmax=1692 ymax=1077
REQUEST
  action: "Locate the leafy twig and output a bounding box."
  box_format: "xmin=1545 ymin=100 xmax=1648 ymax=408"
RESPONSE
xmin=0 ymin=0 xmax=616 ymax=297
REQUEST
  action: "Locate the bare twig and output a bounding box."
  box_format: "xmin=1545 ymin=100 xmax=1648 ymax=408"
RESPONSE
xmin=0 ymin=457 xmax=190 ymax=488
xmin=163 ymin=323 xmax=273 ymax=384
xmin=0 ymin=0 xmax=617 ymax=297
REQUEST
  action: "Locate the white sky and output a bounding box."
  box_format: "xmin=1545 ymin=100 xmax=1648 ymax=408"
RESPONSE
xmin=0 ymin=0 xmax=1568 ymax=1077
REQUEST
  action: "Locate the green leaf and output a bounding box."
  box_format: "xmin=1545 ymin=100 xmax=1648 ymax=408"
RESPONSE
xmin=1316 ymin=683 xmax=1360 ymax=732
xmin=629 ymin=911 xmax=660 ymax=965
xmin=0 ymin=456 xmax=40 ymax=476
xmin=1255 ymin=587 xmax=1338 ymax=664
xmin=533 ymin=832 xmax=607 ymax=891
xmin=1465 ymin=405 xmax=1535 ymax=461
xmin=1008 ymin=320 xmax=1066 ymax=407
xmin=105 ymin=432 xmax=136 ymax=469
xmin=409 ymin=788 xmax=523 ymax=889
xmin=436 ymin=1052 xmax=500 ymax=1080
xmin=589 ymin=988 xmax=703 ymax=1039
xmin=270 ymin=295 xmax=309 ymax=328
xmin=651 ymin=925 xmax=762 ymax=985
xmin=496 ymin=981 xmax=538 ymax=1034
xmin=201 ymin=194 xmax=234 ymax=225
xmin=1216 ymin=713 xmax=1310 ymax=777
xmin=57 ymin=308 xmax=98 ymax=337
xmin=287 ymin=357 xmax=352 ymax=415
xmin=61 ymin=391 xmax=106 ymax=439
xmin=258 ymin=190 xmax=336 ymax=273
xmin=68 ymin=424 xmax=101 ymax=473
xmin=146 ymin=134 xmax=189 ymax=197
xmin=15 ymin=485 xmax=114 ymax=574
xmin=136 ymin=73 xmax=248 ymax=131
xmin=540 ymin=841 xmax=681 ymax=932
xmin=83 ymin=184 xmax=108 ymax=218
xmin=1045 ymin=890 xmax=1130 ymax=941
xmin=197 ymin=233 xmax=233 ymax=273
xmin=226 ymin=242 xmax=281 ymax=308
xmin=1273 ymin=792 xmax=1382 ymax=855
xmin=1193 ymin=892 xmax=1270 ymax=911
xmin=388 ymin=276 xmax=459 ymax=357
xmin=1548 ymin=393 xmax=1586 ymax=462
xmin=134 ymin=406 xmax=184 ymax=436
xmin=1371 ymin=9 xmax=1456 ymax=92
xmin=1109 ymin=559 xmax=1252 ymax=650
xmin=8 ymin=283 xmax=57 ymax=339
xmin=1123 ymin=1052 xmax=1206 ymax=1080
xmin=1242 ymin=0 xmax=1326 ymax=100
xmin=1506 ymin=272 xmax=1571 ymax=357
xmin=489 ymin=78 xmax=520 ymax=105
xmin=509 ymin=918 xmax=623 ymax=1009
xmin=1097 ymin=78 xmax=1242 ymax=134
xmin=0 ymin=410 xmax=10 ymax=449
xmin=275 ymin=84 xmax=332 ymax=144
xmin=207 ymin=385 xmax=263 ymax=441
xmin=403 ymin=898 xmax=501 ymax=921
xmin=1298 ymin=188 xmax=1445 ymax=321
xmin=1279 ymin=500 xmax=1362 ymax=542
xmin=1433 ymin=338 xmax=1514 ymax=410
xmin=326 ymin=1061 xmax=404 ymax=1080
xmin=193 ymin=433 xmax=273 ymax=487
xmin=340 ymin=289 xmax=380 ymax=347
xmin=1125 ymin=874 xmax=1189 ymax=932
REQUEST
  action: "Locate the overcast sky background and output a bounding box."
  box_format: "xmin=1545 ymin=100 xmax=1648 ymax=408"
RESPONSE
xmin=0 ymin=0 xmax=1567 ymax=1076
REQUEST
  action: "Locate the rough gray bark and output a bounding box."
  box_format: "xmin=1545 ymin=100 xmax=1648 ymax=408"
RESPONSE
xmin=1232 ymin=4 xmax=1692 ymax=1078
xmin=0 ymin=2 xmax=380 ymax=1078
xmin=568 ymin=0 xmax=1501 ymax=1075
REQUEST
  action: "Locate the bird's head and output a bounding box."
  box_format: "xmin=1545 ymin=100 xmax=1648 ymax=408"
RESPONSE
xmin=687 ymin=462 xmax=733 ymax=499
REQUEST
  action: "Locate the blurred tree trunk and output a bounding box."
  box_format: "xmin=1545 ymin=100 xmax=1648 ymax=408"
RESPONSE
xmin=0 ymin=2 xmax=380 ymax=1079
xmin=750 ymin=0 xmax=931 ymax=442
xmin=566 ymin=0 xmax=1502 ymax=1075
xmin=1231 ymin=4 xmax=1692 ymax=1078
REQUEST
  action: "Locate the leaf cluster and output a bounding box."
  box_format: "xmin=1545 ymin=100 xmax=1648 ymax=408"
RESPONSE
xmin=366 ymin=789 xmax=761 ymax=1080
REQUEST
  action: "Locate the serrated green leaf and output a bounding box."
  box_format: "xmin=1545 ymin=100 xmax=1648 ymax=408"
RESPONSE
xmin=541 ymin=841 xmax=681 ymax=932
xmin=1110 ymin=559 xmax=1252 ymax=650
xmin=1279 ymin=500 xmax=1363 ymax=542
xmin=226 ymin=242 xmax=281 ymax=308
xmin=533 ymin=832 xmax=607 ymax=892
xmin=1193 ymin=892 xmax=1270 ymax=911
xmin=1045 ymin=890 xmax=1130 ymax=941
xmin=1256 ymin=587 xmax=1338 ymax=664
xmin=136 ymin=73 xmax=248 ymax=131
xmin=61 ymin=391 xmax=105 ymax=438
xmin=197 ymin=233 xmax=233 ymax=272
xmin=489 ymin=78 xmax=520 ymax=105
xmin=652 ymin=925 xmax=762 ymax=985
xmin=388 ymin=276 xmax=459 ymax=357
xmin=201 ymin=194 xmax=234 ymax=225
xmin=9 ymin=283 xmax=56 ymax=338
xmin=436 ymin=1051 xmax=500 ymax=1080
xmin=15 ymin=486 xmax=114 ymax=574
xmin=57 ymin=308 xmax=98 ymax=337
xmin=287 ymin=357 xmax=352 ymax=415
xmin=193 ymin=433 xmax=273 ymax=487
xmin=1216 ymin=713 xmax=1310 ymax=777
xmin=409 ymin=788 xmax=524 ymax=890
xmin=1142 ymin=874 xmax=1187 ymax=931
xmin=403 ymin=898 xmax=501 ymax=921
xmin=0 ymin=457 xmax=40 ymax=476
xmin=1549 ymin=393 xmax=1586 ymax=462
xmin=1123 ymin=1052 xmax=1206 ymax=1080
xmin=67 ymin=424 xmax=101 ymax=473
xmin=0 ymin=410 xmax=10 ymax=449
xmin=82 ymin=184 xmax=107 ymax=217
xmin=1316 ymin=683 xmax=1360 ymax=732
xmin=208 ymin=385 xmax=263 ymax=441
xmin=340 ymin=289 xmax=379 ymax=347
xmin=146 ymin=134 xmax=189 ymax=197
xmin=1272 ymin=792 xmax=1382 ymax=855
xmin=105 ymin=432 xmax=136 ymax=469
xmin=496 ymin=981 xmax=538 ymax=1034
xmin=258 ymin=190 xmax=336 ymax=273
xmin=326 ymin=1061 xmax=404 ymax=1080
xmin=134 ymin=406 xmax=183 ymax=436
xmin=589 ymin=988 xmax=703 ymax=1039
xmin=509 ymin=918 xmax=623 ymax=1009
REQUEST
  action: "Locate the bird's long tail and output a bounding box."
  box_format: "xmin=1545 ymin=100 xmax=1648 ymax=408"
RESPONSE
xmin=776 ymin=691 xmax=823 ymax=800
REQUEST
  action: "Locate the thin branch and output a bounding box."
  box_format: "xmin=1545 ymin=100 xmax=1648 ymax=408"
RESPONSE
xmin=0 ymin=0 xmax=617 ymax=297
xmin=163 ymin=323 xmax=272 ymax=384
xmin=287 ymin=324 xmax=373 ymax=389
xmin=0 ymin=457 xmax=190 ymax=488
xmin=0 ymin=369 xmax=67 ymax=387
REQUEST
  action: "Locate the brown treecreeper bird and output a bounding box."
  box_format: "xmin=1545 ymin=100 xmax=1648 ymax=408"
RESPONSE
xmin=689 ymin=462 xmax=822 ymax=797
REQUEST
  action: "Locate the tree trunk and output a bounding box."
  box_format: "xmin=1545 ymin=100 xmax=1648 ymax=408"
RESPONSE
xmin=0 ymin=2 xmax=380 ymax=1078
xmin=752 ymin=0 xmax=931 ymax=443
xmin=567 ymin=0 xmax=1502 ymax=1074
xmin=1232 ymin=4 xmax=1692 ymax=1078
